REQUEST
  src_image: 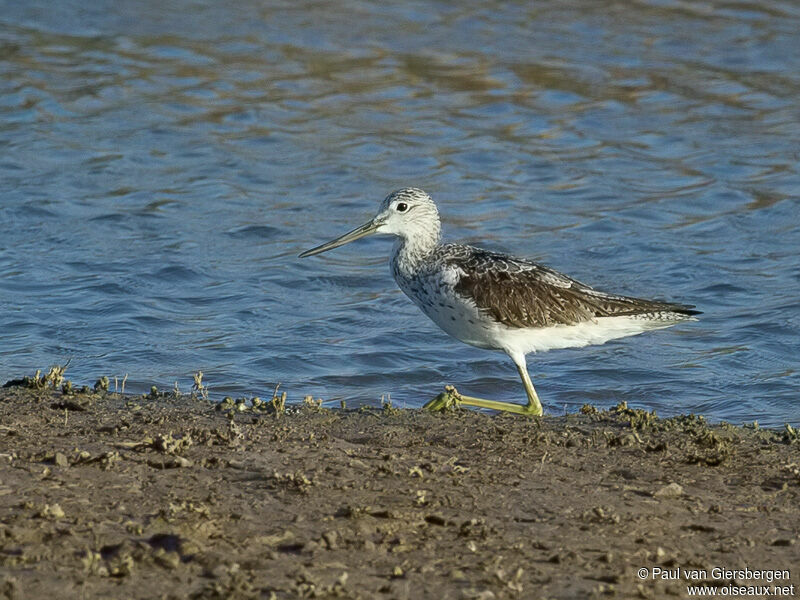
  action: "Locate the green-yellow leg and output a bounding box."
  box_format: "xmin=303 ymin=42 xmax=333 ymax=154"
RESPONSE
xmin=424 ymin=353 xmax=543 ymax=416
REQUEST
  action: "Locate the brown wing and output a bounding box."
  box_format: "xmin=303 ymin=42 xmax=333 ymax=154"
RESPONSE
xmin=447 ymin=248 xmax=698 ymax=328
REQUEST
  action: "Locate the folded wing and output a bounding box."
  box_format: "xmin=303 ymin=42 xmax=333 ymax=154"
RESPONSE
xmin=447 ymin=248 xmax=699 ymax=329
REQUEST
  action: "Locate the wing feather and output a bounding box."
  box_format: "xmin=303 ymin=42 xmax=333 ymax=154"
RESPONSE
xmin=446 ymin=247 xmax=698 ymax=328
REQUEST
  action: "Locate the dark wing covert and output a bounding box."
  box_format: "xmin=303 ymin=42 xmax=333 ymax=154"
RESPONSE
xmin=447 ymin=247 xmax=698 ymax=329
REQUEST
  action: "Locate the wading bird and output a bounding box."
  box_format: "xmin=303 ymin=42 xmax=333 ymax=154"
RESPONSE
xmin=300 ymin=188 xmax=698 ymax=415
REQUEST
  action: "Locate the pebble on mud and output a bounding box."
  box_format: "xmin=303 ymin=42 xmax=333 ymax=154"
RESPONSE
xmin=653 ymin=482 xmax=684 ymax=498
xmin=38 ymin=503 xmax=65 ymax=519
xmin=54 ymin=452 xmax=69 ymax=467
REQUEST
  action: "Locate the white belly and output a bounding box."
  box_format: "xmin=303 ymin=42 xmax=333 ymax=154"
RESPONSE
xmin=494 ymin=315 xmax=680 ymax=355
xmin=413 ymin=293 xmax=501 ymax=350
xmin=407 ymin=286 xmax=681 ymax=355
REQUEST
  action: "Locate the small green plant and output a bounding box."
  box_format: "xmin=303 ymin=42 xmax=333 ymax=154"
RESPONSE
xmin=270 ymin=384 xmax=286 ymax=414
xmin=382 ymin=394 xmax=399 ymax=415
xmin=94 ymin=376 xmax=110 ymax=393
xmin=302 ymin=395 xmax=322 ymax=410
xmin=23 ymin=360 xmax=71 ymax=390
xmin=191 ymin=371 xmax=208 ymax=400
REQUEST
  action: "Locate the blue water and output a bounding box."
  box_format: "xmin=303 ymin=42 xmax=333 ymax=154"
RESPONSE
xmin=1 ymin=1 xmax=798 ymax=426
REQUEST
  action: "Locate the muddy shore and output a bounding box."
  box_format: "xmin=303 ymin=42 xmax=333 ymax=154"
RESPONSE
xmin=0 ymin=379 xmax=798 ymax=599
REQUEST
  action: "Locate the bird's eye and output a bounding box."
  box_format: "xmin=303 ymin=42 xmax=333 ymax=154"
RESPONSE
xmin=396 ymin=202 xmax=408 ymax=212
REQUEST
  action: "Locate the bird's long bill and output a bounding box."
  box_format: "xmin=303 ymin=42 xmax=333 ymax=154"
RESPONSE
xmin=298 ymin=218 xmax=382 ymax=258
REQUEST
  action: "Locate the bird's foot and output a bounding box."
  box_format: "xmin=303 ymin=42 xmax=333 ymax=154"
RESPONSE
xmin=423 ymin=385 xmax=463 ymax=412
xmin=425 ymin=385 xmax=542 ymax=416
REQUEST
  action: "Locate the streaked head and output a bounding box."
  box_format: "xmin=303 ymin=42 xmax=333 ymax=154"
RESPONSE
xmin=299 ymin=187 xmax=441 ymax=257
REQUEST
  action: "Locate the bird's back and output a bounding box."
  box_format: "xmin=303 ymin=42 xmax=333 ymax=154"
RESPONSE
xmin=419 ymin=244 xmax=699 ymax=330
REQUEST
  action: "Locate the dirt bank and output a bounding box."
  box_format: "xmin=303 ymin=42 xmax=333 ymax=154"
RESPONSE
xmin=0 ymin=380 xmax=798 ymax=599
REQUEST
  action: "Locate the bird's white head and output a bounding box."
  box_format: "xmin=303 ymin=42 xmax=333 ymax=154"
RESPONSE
xmin=299 ymin=187 xmax=441 ymax=258
xmin=374 ymin=188 xmax=440 ymax=243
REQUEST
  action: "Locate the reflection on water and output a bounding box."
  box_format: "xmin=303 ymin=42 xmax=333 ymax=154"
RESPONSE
xmin=1 ymin=0 xmax=798 ymax=426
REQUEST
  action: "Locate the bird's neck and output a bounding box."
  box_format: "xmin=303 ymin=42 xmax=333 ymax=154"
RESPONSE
xmin=391 ymin=230 xmax=440 ymax=277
